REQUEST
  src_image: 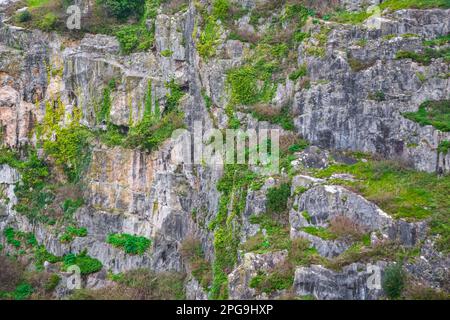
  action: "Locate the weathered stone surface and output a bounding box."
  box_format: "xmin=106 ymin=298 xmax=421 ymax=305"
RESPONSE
xmin=290 ymin=185 xmax=427 ymax=247
xmin=293 ymin=261 xmax=387 ymax=300
xmin=228 ymin=250 xmax=288 ymax=300
xmin=293 ymin=9 xmax=450 ymax=173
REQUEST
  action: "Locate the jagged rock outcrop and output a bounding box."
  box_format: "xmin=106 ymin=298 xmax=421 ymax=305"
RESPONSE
xmin=294 ymin=9 xmax=450 ymax=173
xmin=0 ymin=0 xmax=448 ymax=300
xmin=293 ymin=261 xmax=387 ymax=300
xmin=290 ymin=185 xmax=427 ymax=252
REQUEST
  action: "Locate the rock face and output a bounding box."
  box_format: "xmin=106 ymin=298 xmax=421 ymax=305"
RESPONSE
xmin=228 ymin=251 xmax=289 ymax=300
xmin=0 ymin=1 xmax=448 ymax=300
xmin=294 ymin=9 xmax=450 ymax=173
xmin=293 ymin=262 xmax=387 ymax=300
xmin=291 ymin=185 xmax=427 ymax=249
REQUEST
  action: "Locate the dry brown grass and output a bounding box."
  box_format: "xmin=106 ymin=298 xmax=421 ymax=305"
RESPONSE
xmin=229 ymin=26 xmax=261 ymax=44
xmin=328 ymin=216 xmax=366 ymax=240
xmin=279 ymin=133 xmax=300 ymax=154
xmin=252 ymin=103 xmax=281 ymax=118
xmin=0 ymin=256 xmax=23 ymax=292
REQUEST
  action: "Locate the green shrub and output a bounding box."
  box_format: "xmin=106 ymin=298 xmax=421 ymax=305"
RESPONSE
xmin=11 ymin=283 xmax=33 ymax=300
xmin=212 ymin=0 xmax=230 ymax=21
xmin=382 ymin=264 xmax=405 ymax=299
xmin=160 ymin=49 xmax=173 ymax=57
xmin=395 ymin=47 xmax=450 ymax=65
xmin=33 ymin=245 xmax=61 ymax=271
xmin=403 ymin=100 xmax=449 ymax=132
xmin=3 ymin=227 xmax=21 ymax=248
xmin=251 ymin=105 xmax=295 ymax=131
xmin=98 ymin=0 xmax=146 ymax=19
xmin=115 ymin=24 xmax=153 ymax=54
xmin=43 ymin=125 xmax=92 ymax=182
xmin=197 ymin=17 xmax=221 ymax=59
xmin=63 ymin=250 xmax=103 ymax=275
xmin=249 ymin=267 xmax=294 ymax=294
xmin=423 ymin=33 xmax=450 ymax=47
xmin=60 ymin=226 xmax=88 ymax=243
xmin=38 ymin=12 xmax=58 ymax=31
xmin=107 ymin=233 xmax=151 ymax=255
xmin=44 ymin=274 xmax=61 ymax=292
xmin=300 ymin=226 xmax=337 ymax=240
xmin=438 ymin=140 xmax=450 ymax=154
xmin=62 ymin=198 xmax=84 ymax=220
xmin=266 ymin=183 xmax=291 ymax=215
xmin=15 ymin=10 xmax=32 ymax=23
xmin=289 ymin=64 xmax=308 ymax=81
xmin=98 ymin=86 xmax=112 ymax=124
xmin=368 ymin=91 xmax=386 ymax=102
xmin=227 ymin=66 xmax=259 ymax=105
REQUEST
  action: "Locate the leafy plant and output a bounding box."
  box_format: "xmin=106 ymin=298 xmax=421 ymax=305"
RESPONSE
xmin=107 ymin=233 xmax=152 ymax=255
xmin=403 ymin=100 xmax=449 ymax=132
xmin=266 ymin=183 xmax=291 ymax=215
xmin=98 ymin=0 xmax=146 ymax=19
xmin=63 ymin=250 xmax=103 ymax=275
xmin=60 ymin=226 xmax=88 ymax=243
xmin=382 ymin=264 xmax=405 ymax=299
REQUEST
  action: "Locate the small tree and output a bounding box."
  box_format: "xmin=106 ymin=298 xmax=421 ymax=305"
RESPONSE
xmin=99 ymin=0 xmax=146 ymax=19
xmin=382 ymin=264 xmax=405 ymax=299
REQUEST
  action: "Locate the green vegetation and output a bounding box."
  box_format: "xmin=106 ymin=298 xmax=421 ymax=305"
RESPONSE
xmin=403 ymin=100 xmax=449 ymax=132
xmin=266 ymin=183 xmax=291 ymax=215
xmin=160 ymin=49 xmax=173 ymax=57
xmin=4 ymin=228 xmax=22 ymax=248
xmin=347 ymin=56 xmax=376 ymax=72
xmin=69 ymin=269 xmax=186 ymax=300
xmin=62 ymin=250 xmax=103 ymax=275
xmin=62 ymin=198 xmax=84 ymax=221
xmin=382 ymin=264 xmax=405 ymax=299
xmin=368 ymin=91 xmax=386 ymax=102
xmin=195 ymin=0 xmax=233 ymax=59
xmin=98 ymin=86 xmax=112 ymax=124
xmin=0 ymin=149 xmax=55 ymax=224
xmin=289 ymin=64 xmax=308 ymax=81
xmin=300 ymin=226 xmax=338 ymax=240
xmin=209 ymin=165 xmax=259 ymax=299
xmin=249 ymin=269 xmax=294 ymax=294
xmin=250 ymin=105 xmax=295 ymax=131
xmin=99 ymin=0 xmax=146 ymax=19
xmin=330 ymin=0 xmax=450 ymax=24
xmin=60 ymin=226 xmax=88 ymax=243
xmin=396 ymin=47 xmax=450 ymax=65
xmin=15 ymin=10 xmax=32 ymax=23
xmin=438 ymin=140 xmax=450 ymax=154
xmin=244 ymin=213 xmax=291 ymax=253
xmin=423 ymin=33 xmax=450 ymax=47
xmin=44 ymin=274 xmax=61 ymax=292
xmin=1 ymin=283 xmax=34 ymax=300
xmin=117 ymin=79 xmax=185 ymax=151
xmin=247 ymin=238 xmax=325 ymax=295
xmin=115 ymin=24 xmax=153 ymax=54
xmin=107 ymin=233 xmax=152 ymax=255
xmin=202 ymin=90 xmax=213 ymax=109
xmin=38 ymin=100 xmax=92 ymax=182
xmin=34 ymin=245 xmax=62 ymax=271
xmin=39 ymin=12 xmax=57 ymax=31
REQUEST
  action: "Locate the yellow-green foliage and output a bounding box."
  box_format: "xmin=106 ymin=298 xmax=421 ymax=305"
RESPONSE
xmin=197 ymin=16 xmax=221 ymax=59
xmin=40 ymin=100 xmax=92 ymax=182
